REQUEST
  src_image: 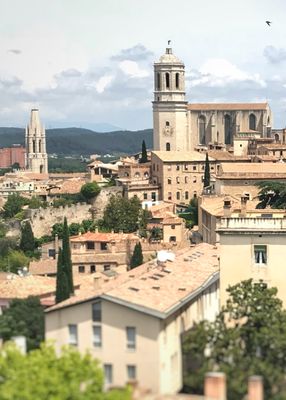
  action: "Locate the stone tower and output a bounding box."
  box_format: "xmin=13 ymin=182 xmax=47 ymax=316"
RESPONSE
xmin=153 ymin=46 xmax=188 ymax=152
xmin=25 ymin=109 xmax=48 ymax=174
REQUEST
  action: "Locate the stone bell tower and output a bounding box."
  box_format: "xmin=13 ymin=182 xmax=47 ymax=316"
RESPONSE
xmin=152 ymin=45 xmax=188 ymax=151
xmin=25 ymin=109 xmax=48 ymax=174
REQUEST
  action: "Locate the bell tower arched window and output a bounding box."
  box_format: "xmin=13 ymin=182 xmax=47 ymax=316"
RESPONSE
xmin=175 ymin=73 xmax=179 ymax=89
xmin=165 ymin=73 xmax=170 ymax=89
xmin=198 ymin=115 xmax=206 ymax=145
xmin=32 ymin=139 xmax=36 ymax=153
xmin=157 ymin=73 xmax=161 ymax=90
xmin=249 ymin=113 xmax=256 ymax=131
xmin=224 ymin=115 xmax=232 ymax=145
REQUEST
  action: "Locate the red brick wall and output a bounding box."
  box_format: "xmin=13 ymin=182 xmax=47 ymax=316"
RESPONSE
xmin=0 ymin=146 xmax=25 ymax=168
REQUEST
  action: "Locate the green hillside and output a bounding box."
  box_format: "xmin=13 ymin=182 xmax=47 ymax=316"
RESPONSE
xmin=0 ymin=127 xmax=153 ymax=156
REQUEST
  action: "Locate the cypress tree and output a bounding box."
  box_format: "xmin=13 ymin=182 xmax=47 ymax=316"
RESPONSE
xmin=203 ymin=153 xmax=210 ymax=188
xmin=62 ymin=217 xmax=74 ymax=294
xmin=19 ymin=221 xmax=35 ymax=254
xmin=140 ymin=140 xmax=148 ymax=163
xmin=130 ymin=242 xmax=143 ymax=269
xmin=55 ymin=248 xmax=70 ymax=303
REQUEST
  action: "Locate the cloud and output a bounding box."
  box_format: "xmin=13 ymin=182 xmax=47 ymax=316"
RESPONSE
xmin=111 ymin=44 xmax=154 ymax=61
xmin=119 ymin=60 xmax=149 ymax=78
xmin=7 ymin=49 xmax=22 ymax=55
xmin=264 ymin=45 xmax=286 ymax=64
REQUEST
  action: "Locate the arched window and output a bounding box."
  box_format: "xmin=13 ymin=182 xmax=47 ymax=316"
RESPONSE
xmin=198 ymin=115 xmax=206 ymax=145
xmin=134 ymin=172 xmax=140 ymax=178
xmin=157 ymin=73 xmax=161 ymax=90
xmin=39 ymin=140 xmax=41 ymax=153
xmin=249 ymin=114 xmax=256 ymax=131
xmin=275 ymin=133 xmax=280 ymax=143
xmin=175 ymin=73 xmax=179 ymax=89
xmin=32 ymin=140 xmax=36 ymax=153
xmin=185 ymin=176 xmax=188 ymax=184
xmin=185 ymin=191 xmax=189 ymax=200
xmin=224 ymin=114 xmax=232 ymax=145
xmin=166 ymin=73 xmax=170 ymax=89
xmin=168 ymin=177 xmax=172 ymax=184
xmin=176 ymin=177 xmax=180 ymax=184
xmin=166 ymin=142 xmax=171 ymax=151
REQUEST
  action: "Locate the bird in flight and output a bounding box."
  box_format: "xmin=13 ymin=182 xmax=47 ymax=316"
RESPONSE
xmin=266 ymin=20 xmax=272 ymax=26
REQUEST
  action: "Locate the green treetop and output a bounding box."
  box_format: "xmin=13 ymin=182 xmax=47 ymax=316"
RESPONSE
xmin=80 ymin=182 xmax=101 ymax=201
xmin=55 ymin=247 xmax=70 ymax=304
xmin=19 ymin=221 xmax=35 ymax=255
xmin=62 ymin=217 xmax=74 ymax=295
xmin=130 ymin=242 xmax=143 ymax=269
xmin=140 ymin=140 xmax=148 ymax=163
xmin=3 ymin=193 xmax=27 ymax=219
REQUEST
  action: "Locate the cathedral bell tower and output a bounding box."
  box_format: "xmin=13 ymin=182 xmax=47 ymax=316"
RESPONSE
xmin=25 ymin=109 xmax=48 ymax=174
xmin=152 ymin=45 xmax=188 ymax=151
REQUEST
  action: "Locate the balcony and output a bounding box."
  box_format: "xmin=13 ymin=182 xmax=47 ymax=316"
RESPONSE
xmin=217 ymin=217 xmax=286 ymax=232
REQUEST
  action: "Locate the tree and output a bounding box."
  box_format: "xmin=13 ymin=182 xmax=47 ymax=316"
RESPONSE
xmin=62 ymin=217 xmax=74 ymax=295
xmin=55 ymin=247 xmax=70 ymax=304
xmin=0 ymin=342 xmax=131 ymax=400
xmin=203 ymin=153 xmax=210 ymax=188
xmin=179 ymin=197 xmax=198 ymax=228
xmin=3 ymin=194 xmax=26 ymax=219
xmin=80 ymin=182 xmax=101 ymax=200
xmin=256 ymin=181 xmax=286 ymax=209
xmin=19 ymin=221 xmax=35 ymax=254
xmin=99 ymin=195 xmax=142 ymax=233
xmin=0 ymin=296 xmax=44 ymax=351
xmin=140 ymin=140 xmax=148 ymax=163
xmin=130 ymin=242 xmax=143 ymax=269
xmin=183 ymin=280 xmax=286 ymax=400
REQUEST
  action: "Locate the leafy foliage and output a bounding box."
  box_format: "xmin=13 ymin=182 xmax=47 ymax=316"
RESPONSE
xmin=203 ymin=153 xmax=210 ymax=187
xmin=2 ymin=194 xmax=27 ymax=219
xmin=28 ymin=196 xmax=47 ymax=209
xmin=179 ymin=197 xmax=198 ymax=228
xmin=0 ymin=342 xmax=131 ymax=399
xmin=99 ymin=195 xmax=142 ymax=233
xmin=0 ymin=297 xmax=44 ymax=351
xmin=139 ymin=140 xmax=148 ymax=163
xmin=130 ymin=242 xmax=143 ymax=269
xmin=80 ymin=182 xmax=101 ymax=200
xmin=55 ymin=248 xmax=70 ymax=304
xmin=256 ymin=181 xmax=286 ymax=209
xmin=62 ymin=217 xmax=74 ymax=295
xmin=19 ymin=221 xmax=35 ymax=255
xmin=183 ymin=280 xmax=286 ymax=400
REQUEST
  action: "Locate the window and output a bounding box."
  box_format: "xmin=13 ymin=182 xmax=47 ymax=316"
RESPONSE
xmin=100 ymin=242 xmax=108 ymax=250
xmin=171 ymin=224 xmax=175 ymax=230
xmin=176 ymin=165 xmax=180 ymax=171
xmin=90 ymin=265 xmax=96 ymax=273
xmin=254 ymin=245 xmax=267 ymax=265
xmin=93 ymin=326 xmax=102 ymax=347
xmin=185 ymin=176 xmax=188 ymax=184
xmin=199 ymin=115 xmax=206 ymax=145
xmin=193 ymin=177 xmax=197 ymax=183
xmin=104 ymin=364 xmax=113 ymax=385
xmin=134 ymin=172 xmax=140 ymax=178
xmin=166 ymin=142 xmax=171 ymax=151
xmin=192 ymin=165 xmax=197 ymax=171
xmin=167 ymin=177 xmax=172 ymax=185
xmin=86 ymin=241 xmax=95 ymax=250
xmin=184 ymin=164 xmax=188 ymax=170
xmin=68 ymin=324 xmax=78 ymax=346
xmin=224 ymin=114 xmax=232 ymax=145
xmin=185 ymin=191 xmax=189 ymax=200
xmin=151 ymin=192 xmax=156 ymax=201
xmin=126 ymin=327 xmax=136 ymax=349
xmin=175 ymin=72 xmax=179 ymax=89
xmin=127 ymin=365 xmax=137 ymax=381
xmin=249 ymin=113 xmax=256 ymax=131
xmin=48 ymin=249 xmax=56 ymax=259
xmin=176 ymin=177 xmax=180 ymax=184
xmin=78 ymin=265 xmax=85 ymax=273
xmin=176 ymin=192 xmax=180 ymax=200
xmin=92 ymin=302 xmax=101 ymax=322
xmin=166 ymin=72 xmax=170 ymax=89
xmin=168 ymin=192 xmax=172 ymax=201
xmin=170 ymin=236 xmax=176 ymax=242
xmin=143 ymin=193 xmax=148 ymax=200
xmin=166 ymin=121 xmax=170 ymax=127
xmin=153 ymin=163 xmax=155 ymax=171
xmin=104 ymin=264 xmax=111 ymax=271
xmin=157 ymin=72 xmax=161 ymax=90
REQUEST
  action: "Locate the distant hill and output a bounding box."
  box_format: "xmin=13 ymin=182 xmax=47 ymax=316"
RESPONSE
xmin=0 ymin=127 xmax=153 ymax=156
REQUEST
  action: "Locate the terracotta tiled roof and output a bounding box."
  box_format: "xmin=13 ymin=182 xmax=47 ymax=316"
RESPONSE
xmin=70 ymin=231 xmax=138 ymax=243
xmin=29 ymin=259 xmax=57 ymax=275
xmin=46 ymin=243 xmax=219 ymax=316
xmin=200 ymin=195 xmax=259 ymax=217
xmin=218 ymin=162 xmax=286 ymax=179
xmin=49 ymin=178 xmax=86 ymax=194
xmin=188 ymin=103 xmax=268 ymax=111
xmin=0 ymin=274 xmax=56 ymax=300
xmin=152 ymin=151 xmax=215 ymax=162
xmin=207 ymin=150 xmax=250 ymax=161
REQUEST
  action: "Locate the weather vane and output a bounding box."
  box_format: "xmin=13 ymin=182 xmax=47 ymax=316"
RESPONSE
xmin=168 ymin=40 xmax=171 ymax=46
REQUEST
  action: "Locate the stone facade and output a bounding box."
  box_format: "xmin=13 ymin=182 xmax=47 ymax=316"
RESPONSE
xmin=153 ymin=47 xmax=272 ymax=152
xmin=25 ymin=109 xmax=48 ymax=174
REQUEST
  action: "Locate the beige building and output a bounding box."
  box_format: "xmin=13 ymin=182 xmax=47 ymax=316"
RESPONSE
xmin=153 ymin=46 xmax=272 ymax=152
xmin=25 ymin=109 xmax=48 ymax=174
xmin=215 ymin=162 xmax=286 ymax=200
xmin=45 ymin=243 xmax=219 ymax=395
xmin=217 ymin=215 xmax=286 ymax=307
xmin=151 ymin=151 xmax=217 ymax=205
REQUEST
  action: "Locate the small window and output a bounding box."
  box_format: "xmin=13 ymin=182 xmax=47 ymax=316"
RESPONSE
xmin=78 ymin=265 xmax=85 ymax=273
xmin=254 ymin=245 xmax=267 ymax=265
xmin=151 ymin=192 xmax=156 ymax=201
xmin=104 ymin=264 xmax=111 ymax=271
xmin=168 ymin=192 xmax=172 ymax=200
xmin=100 ymin=242 xmax=108 ymax=250
xmin=170 ymin=236 xmax=176 ymax=242
xmin=166 ymin=121 xmax=170 ymax=127
xmin=92 ymin=302 xmax=101 ymax=322
xmin=126 ymin=327 xmax=136 ymax=349
xmin=90 ymin=265 xmax=96 ymax=273
xmin=86 ymin=241 xmax=95 ymax=250
xmin=193 ymin=177 xmax=197 ymax=183
xmin=127 ymin=365 xmax=137 ymax=381
xmin=143 ymin=193 xmax=148 ymax=200
xmin=68 ymin=324 xmax=78 ymax=346
xmin=175 ymin=72 xmax=179 ymax=89
xmin=157 ymin=72 xmax=161 ymax=90
xmin=93 ymin=326 xmax=102 ymax=347
xmin=192 ymin=165 xmax=197 ymax=171
xmin=184 ymin=164 xmax=188 ymax=170
xmin=171 ymin=224 xmax=176 ymax=230
xmin=176 ymin=177 xmax=180 ymax=184
xmin=185 ymin=191 xmax=189 ymax=200
xmin=166 ymin=72 xmax=170 ymax=89
xmin=176 ymin=165 xmax=180 ymax=171
xmin=104 ymin=364 xmax=113 ymax=385
xmin=176 ymin=192 xmax=180 ymax=200
xmin=168 ymin=178 xmax=172 ymax=185
xmin=166 ymin=142 xmax=171 ymax=151
xmin=48 ymin=249 xmax=56 ymax=259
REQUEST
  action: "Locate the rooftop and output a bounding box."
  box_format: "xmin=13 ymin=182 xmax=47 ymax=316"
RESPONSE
xmin=29 ymin=259 xmax=57 ymax=276
xmin=70 ymin=231 xmax=139 ymax=243
xmin=218 ymin=162 xmax=286 ymax=179
xmin=188 ymin=102 xmax=268 ymax=111
xmin=46 ymin=243 xmax=219 ymax=317
xmin=152 ymin=151 xmax=214 ymax=162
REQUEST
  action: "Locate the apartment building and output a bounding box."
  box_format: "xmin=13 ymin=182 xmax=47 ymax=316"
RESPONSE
xmin=45 ymin=243 xmax=219 ymax=395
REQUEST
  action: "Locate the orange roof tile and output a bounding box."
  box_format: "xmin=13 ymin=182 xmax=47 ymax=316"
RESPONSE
xmin=188 ymin=103 xmax=268 ymax=111
xmin=70 ymin=231 xmax=138 ymax=243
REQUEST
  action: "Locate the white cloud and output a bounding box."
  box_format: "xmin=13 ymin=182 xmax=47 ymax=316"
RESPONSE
xmin=94 ymin=75 xmax=114 ymax=93
xmin=119 ymin=60 xmax=149 ymax=78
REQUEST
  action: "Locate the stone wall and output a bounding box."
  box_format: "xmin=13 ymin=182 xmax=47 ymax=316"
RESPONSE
xmin=91 ymin=186 xmax=123 ymax=219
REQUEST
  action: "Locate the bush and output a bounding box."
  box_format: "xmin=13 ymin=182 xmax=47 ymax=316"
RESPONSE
xmin=80 ymin=182 xmax=101 ymax=200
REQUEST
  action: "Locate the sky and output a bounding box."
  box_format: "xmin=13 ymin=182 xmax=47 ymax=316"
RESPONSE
xmin=0 ymin=0 xmax=286 ymax=130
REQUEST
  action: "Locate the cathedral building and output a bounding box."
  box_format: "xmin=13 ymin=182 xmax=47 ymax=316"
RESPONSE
xmin=153 ymin=46 xmax=272 ymax=152
xmin=25 ymin=109 xmax=48 ymax=174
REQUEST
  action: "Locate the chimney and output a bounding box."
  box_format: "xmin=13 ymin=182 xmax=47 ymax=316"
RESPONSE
xmin=240 ymin=195 xmax=248 ymax=217
xmin=93 ymin=274 xmax=101 ymax=290
xmin=223 ymin=197 xmax=232 ymax=218
xmin=204 ymin=372 xmax=226 ymax=400
xmin=248 ymin=376 xmax=263 ymax=400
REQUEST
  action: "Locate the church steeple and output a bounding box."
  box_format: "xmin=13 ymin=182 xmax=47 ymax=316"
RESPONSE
xmin=25 ymin=109 xmax=48 ymax=174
